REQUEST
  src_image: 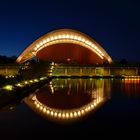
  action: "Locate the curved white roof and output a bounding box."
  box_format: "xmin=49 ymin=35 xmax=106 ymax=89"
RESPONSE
xmin=16 ymin=29 xmax=113 ymax=63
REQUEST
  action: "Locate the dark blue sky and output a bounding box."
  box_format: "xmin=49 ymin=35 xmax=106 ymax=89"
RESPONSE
xmin=0 ymin=0 xmax=140 ymax=61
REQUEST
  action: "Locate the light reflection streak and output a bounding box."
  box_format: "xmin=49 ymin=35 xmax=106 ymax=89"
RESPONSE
xmin=123 ymin=76 xmax=140 ymax=97
xmin=24 ymin=79 xmax=111 ymax=123
xmin=124 ymin=76 xmax=140 ymax=84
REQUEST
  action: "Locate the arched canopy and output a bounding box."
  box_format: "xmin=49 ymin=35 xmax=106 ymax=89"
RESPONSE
xmin=16 ymin=29 xmax=113 ymax=64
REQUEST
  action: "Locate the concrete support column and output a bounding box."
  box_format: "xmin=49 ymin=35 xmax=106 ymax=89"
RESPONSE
xmin=80 ymin=68 xmax=82 ymax=76
xmin=65 ymin=68 xmax=67 ymax=76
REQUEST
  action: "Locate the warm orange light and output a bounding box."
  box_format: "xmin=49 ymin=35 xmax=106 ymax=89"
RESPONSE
xmin=24 ymin=93 xmax=105 ymax=121
xmin=16 ymin=29 xmax=113 ymax=63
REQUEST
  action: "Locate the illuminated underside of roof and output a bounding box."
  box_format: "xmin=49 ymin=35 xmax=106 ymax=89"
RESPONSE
xmin=16 ymin=29 xmax=113 ymax=64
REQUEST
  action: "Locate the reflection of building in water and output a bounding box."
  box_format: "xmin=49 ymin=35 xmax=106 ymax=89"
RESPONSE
xmin=24 ymin=79 xmax=111 ymax=123
xmin=123 ymin=76 xmax=140 ymax=98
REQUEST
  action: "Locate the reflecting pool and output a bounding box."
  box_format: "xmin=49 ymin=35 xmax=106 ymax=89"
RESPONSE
xmin=0 ymin=78 xmax=140 ymax=138
xmin=24 ymin=78 xmax=111 ymax=123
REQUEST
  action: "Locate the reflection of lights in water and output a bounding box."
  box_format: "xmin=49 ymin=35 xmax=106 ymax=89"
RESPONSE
xmin=50 ymin=84 xmax=54 ymax=94
xmin=124 ymin=76 xmax=140 ymax=84
xmin=124 ymin=80 xmax=140 ymax=84
xmin=123 ymin=76 xmax=140 ymax=97
xmin=25 ymin=91 xmax=105 ymax=121
xmin=24 ymin=79 xmax=110 ymax=123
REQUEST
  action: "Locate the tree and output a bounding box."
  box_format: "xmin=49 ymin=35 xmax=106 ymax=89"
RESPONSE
xmin=120 ymin=58 xmax=128 ymax=65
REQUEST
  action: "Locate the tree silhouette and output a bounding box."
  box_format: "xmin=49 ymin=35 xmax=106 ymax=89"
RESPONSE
xmin=120 ymin=58 xmax=128 ymax=65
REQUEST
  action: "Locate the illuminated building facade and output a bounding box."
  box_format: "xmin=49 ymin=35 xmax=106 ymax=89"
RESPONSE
xmin=16 ymin=29 xmax=113 ymax=64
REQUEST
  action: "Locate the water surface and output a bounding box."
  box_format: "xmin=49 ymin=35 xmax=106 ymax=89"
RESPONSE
xmin=0 ymin=78 xmax=140 ymax=138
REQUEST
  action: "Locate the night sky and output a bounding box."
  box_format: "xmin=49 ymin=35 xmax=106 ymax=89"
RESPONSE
xmin=0 ymin=0 xmax=140 ymax=61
